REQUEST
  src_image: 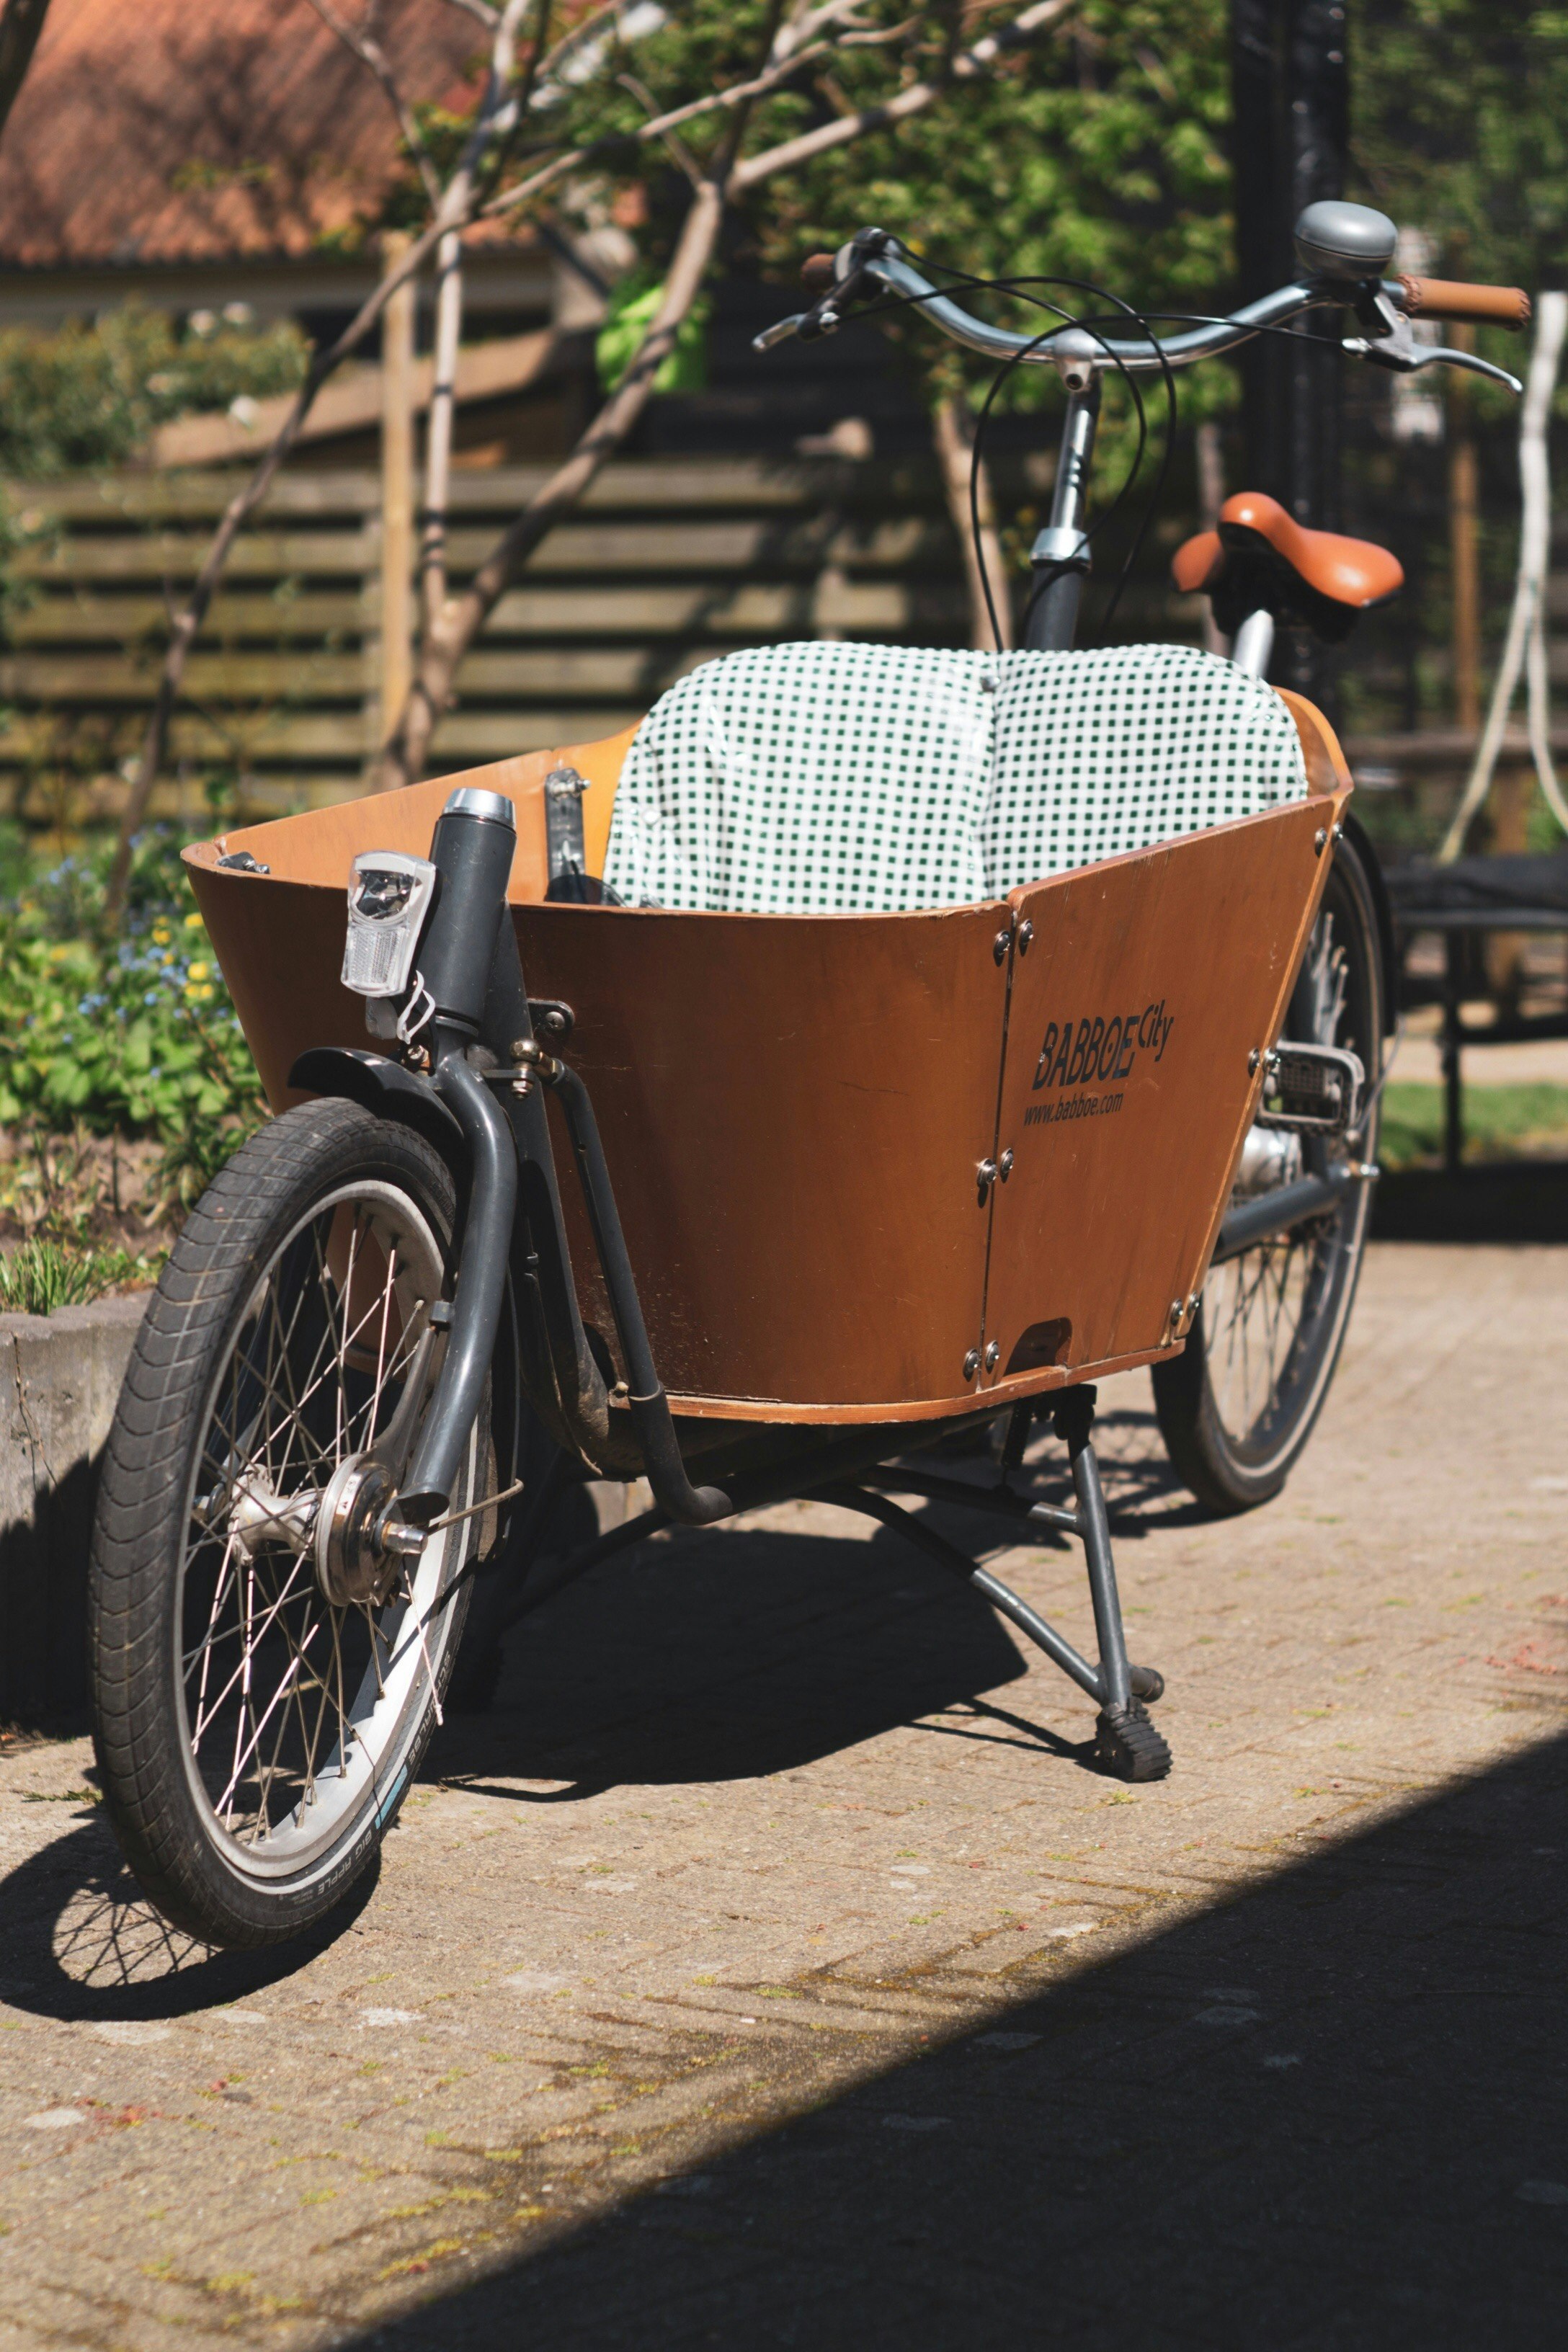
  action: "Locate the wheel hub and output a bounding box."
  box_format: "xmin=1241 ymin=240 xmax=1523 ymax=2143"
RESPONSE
xmin=316 ymin=1457 xmax=402 ymax=1608
xmin=228 ymin=1478 xmax=318 ymax=1561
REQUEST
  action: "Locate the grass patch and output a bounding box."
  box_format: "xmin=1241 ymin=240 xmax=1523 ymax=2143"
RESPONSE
xmin=0 ymin=1234 xmax=158 ymax=1314
xmin=1379 ymin=1081 xmax=1568 ymax=1170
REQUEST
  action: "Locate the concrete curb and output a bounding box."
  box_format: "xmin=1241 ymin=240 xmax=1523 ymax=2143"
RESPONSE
xmin=1 ymin=1292 xmax=148 ymax=1725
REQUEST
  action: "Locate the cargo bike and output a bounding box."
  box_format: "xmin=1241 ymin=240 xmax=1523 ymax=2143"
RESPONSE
xmin=87 ymin=203 xmax=1528 ymax=1947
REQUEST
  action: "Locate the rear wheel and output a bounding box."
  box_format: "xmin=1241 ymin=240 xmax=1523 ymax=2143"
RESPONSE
xmin=1152 ymin=831 xmax=1384 ymax=1514
xmin=89 ymin=1101 xmax=485 ymax=1948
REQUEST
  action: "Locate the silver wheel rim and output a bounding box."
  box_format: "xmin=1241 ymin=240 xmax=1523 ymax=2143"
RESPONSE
xmin=172 ymin=1179 xmax=473 ymax=1882
xmin=1204 ymin=899 xmax=1375 ymax=1468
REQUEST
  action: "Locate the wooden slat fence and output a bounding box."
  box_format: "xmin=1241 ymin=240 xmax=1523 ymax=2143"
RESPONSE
xmin=0 ymin=460 xmax=979 ymax=822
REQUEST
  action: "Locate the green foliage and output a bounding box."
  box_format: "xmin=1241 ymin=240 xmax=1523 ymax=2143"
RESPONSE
xmin=0 ymin=1236 xmax=156 ymax=1316
xmin=530 ymin=0 xmax=1237 ymax=504
xmin=0 ymin=829 xmax=267 ymax=1202
xmin=753 ymin=0 xmax=1234 ymax=426
xmin=1379 ymin=1081 xmax=1568 ymax=1170
xmin=1354 ymin=3 xmax=1568 ymax=423
xmin=595 ymin=275 xmax=710 ymax=394
xmin=0 ymin=307 xmax=309 ymax=479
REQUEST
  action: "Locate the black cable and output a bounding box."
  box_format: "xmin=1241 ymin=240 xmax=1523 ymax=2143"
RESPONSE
xmin=914 ymin=263 xmax=1161 ymax=650
xmin=821 ymin=262 xmax=1345 ymax=651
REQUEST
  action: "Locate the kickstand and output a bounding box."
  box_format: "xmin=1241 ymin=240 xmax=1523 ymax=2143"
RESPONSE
xmin=821 ymin=1384 xmax=1172 ymax=1783
xmin=1052 ymin=1388 xmax=1172 ymax=1782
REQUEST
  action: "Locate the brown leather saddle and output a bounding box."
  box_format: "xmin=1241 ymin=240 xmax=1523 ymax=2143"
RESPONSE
xmin=1172 ymin=490 xmax=1404 ymax=643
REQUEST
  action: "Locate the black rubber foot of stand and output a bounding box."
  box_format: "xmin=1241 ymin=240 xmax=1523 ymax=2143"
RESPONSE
xmin=1128 ymin=1664 xmax=1165 ymax=1703
xmin=1094 ymin=1700 xmax=1172 ymax=1782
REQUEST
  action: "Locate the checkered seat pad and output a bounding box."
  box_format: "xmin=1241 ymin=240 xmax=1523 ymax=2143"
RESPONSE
xmin=603 ymin=640 xmax=1309 ymax=914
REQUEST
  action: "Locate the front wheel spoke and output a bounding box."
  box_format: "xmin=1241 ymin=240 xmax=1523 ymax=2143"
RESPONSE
xmin=276 ymin=1601 xmax=338 ymax=1804
xmin=214 ymin=1626 xmax=319 ymax=1826
xmin=360 ymin=1600 xmax=389 ymax=1699
xmin=191 ymin=1546 xmax=313 ymax=1749
xmin=270 ymin=1271 xmax=404 ymax=1466
xmin=175 ymin=1179 xmax=452 ymax=1865
xmin=333 ymin=1214 xmax=366 ymax=1464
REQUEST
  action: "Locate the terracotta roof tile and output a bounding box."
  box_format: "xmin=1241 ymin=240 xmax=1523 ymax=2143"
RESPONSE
xmin=0 ymin=0 xmax=486 ymax=269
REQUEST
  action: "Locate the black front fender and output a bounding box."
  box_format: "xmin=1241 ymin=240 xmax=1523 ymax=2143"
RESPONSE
xmin=288 ymin=1047 xmax=466 ymax=1168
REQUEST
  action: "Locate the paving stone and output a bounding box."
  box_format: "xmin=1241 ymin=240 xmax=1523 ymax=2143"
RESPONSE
xmin=1 ymin=1243 xmax=1567 ymax=2346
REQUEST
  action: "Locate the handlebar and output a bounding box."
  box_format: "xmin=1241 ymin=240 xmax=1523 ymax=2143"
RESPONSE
xmin=1396 ymin=275 xmax=1531 ymax=329
xmin=754 ymin=229 xmax=1526 ymax=396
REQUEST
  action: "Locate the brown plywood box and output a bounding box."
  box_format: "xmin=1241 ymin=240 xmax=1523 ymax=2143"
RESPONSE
xmin=185 ymin=703 xmax=1348 ymax=1425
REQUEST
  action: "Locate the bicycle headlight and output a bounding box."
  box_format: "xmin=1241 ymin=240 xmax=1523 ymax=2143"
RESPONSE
xmin=342 ymin=850 xmax=437 ymax=1010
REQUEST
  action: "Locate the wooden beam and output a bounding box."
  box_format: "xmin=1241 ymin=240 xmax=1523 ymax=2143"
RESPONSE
xmin=148 ymin=328 xmax=566 ymax=471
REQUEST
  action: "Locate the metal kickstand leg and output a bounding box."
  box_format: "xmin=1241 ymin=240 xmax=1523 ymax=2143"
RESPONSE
xmin=1054 ymin=1387 xmax=1172 ymax=1783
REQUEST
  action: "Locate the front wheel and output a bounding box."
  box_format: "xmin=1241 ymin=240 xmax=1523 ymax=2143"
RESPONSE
xmin=1152 ymin=829 xmax=1384 ymax=1514
xmin=89 ymin=1100 xmax=486 ymax=1948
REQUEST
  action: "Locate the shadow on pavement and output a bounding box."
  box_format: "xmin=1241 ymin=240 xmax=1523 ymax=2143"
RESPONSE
xmin=437 ymin=1402 xmax=1190 ymax=1799
xmin=355 ymin=1732 xmax=1568 ymax=2350
xmin=0 ymin=1812 xmax=380 ymax=2022
xmin=0 ymin=1516 xmax=1046 ymax=2018
xmin=0 ymin=1417 xmax=1178 ymax=2019
xmin=434 ymin=1518 xmax=1035 ymax=1793
xmin=1374 ymin=1158 xmax=1568 ymax=1243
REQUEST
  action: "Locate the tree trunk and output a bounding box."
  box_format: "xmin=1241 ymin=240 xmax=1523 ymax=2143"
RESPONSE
xmin=0 ymin=0 xmax=51 ymax=146
xmin=378 ymin=176 xmax=726 ymax=790
xmin=378 ymin=231 xmax=416 ymax=744
xmin=932 ymin=393 xmax=1013 ymax=652
xmin=1195 ymin=417 xmax=1227 ymax=657
xmin=420 ymin=230 xmax=465 ymax=641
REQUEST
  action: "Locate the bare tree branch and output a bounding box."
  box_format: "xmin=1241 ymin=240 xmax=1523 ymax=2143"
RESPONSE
xmin=420 ymin=228 xmax=466 ymax=636
xmin=306 ymin=0 xmax=442 ymax=208
xmin=478 ymin=9 xmax=896 ymax=224
xmin=0 ymin=0 xmax=52 ymax=148
xmin=383 ymin=174 xmax=728 ymax=787
xmin=617 ymin=69 xmax=703 ymax=187
xmin=379 ymin=0 xmax=1076 ymax=790
xmin=380 ymin=1 xmax=790 ymax=788
xmin=104 ymin=0 xmax=545 ymax=918
xmin=107 ymin=0 xmax=1081 ymax=881
xmin=731 ymin=0 xmax=1074 ymax=187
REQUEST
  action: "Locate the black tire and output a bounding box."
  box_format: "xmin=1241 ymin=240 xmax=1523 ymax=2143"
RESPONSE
xmin=1152 ymin=829 xmax=1384 ymax=1514
xmin=89 ymin=1100 xmax=482 ymax=1949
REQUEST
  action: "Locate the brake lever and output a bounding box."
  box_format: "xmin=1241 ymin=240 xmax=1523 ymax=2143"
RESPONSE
xmin=1341 ymin=282 xmax=1523 ymax=394
xmin=751 ymin=274 xmax=870 ymax=353
xmin=752 ymin=233 xmax=894 ymax=355
xmin=753 ymin=311 xmax=806 ymax=352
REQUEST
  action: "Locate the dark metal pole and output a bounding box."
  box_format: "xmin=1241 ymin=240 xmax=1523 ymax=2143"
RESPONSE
xmin=1231 ymin=0 xmax=1349 ymax=702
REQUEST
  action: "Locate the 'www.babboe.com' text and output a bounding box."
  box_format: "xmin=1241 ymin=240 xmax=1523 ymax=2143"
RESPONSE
xmin=1024 ymin=1091 xmax=1125 ymax=1128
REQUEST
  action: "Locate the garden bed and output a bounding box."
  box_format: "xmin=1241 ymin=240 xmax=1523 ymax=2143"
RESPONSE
xmin=0 ymin=821 xmax=266 ymax=1311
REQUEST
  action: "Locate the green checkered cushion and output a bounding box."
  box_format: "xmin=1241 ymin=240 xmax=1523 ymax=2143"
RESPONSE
xmin=604 ymin=640 xmax=1308 ymax=913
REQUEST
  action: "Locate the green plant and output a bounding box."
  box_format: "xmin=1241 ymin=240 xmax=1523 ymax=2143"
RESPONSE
xmin=596 ymin=274 xmax=710 ymax=394
xmin=1379 ymin=1080 xmax=1568 ymax=1170
xmin=0 ymin=306 xmax=310 ymax=480
xmin=0 ymin=827 xmax=267 ymax=1200
xmin=0 ymin=1235 xmax=157 ymax=1315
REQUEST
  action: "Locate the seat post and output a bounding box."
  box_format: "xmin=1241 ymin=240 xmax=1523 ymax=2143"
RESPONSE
xmin=1231 ymin=607 xmax=1276 ymax=677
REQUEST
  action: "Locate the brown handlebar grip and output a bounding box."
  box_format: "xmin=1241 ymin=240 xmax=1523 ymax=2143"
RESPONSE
xmin=801 ymin=252 xmax=837 ymax=293
xmin=1397 ymin=275 xmax=1532 ymax=330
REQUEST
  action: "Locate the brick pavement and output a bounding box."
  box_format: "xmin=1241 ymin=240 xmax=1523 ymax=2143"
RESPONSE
xmin=1 ymin=1242 xmax=1565 ymax=2348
